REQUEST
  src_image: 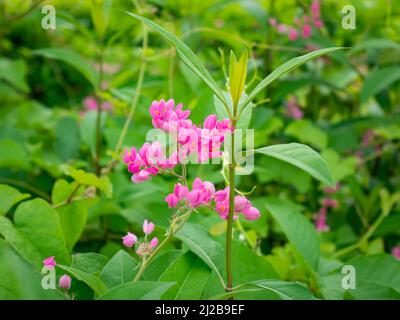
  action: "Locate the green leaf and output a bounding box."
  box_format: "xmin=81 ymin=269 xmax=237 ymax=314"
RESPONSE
xmin=0 ymin=239 xmax=64 ymax=300
xmin=0 ymin=58 xmax=30 ymax=93
xmin=159 ymin=251 xmax=211 ymax=299
xmin=52 ymin=180 xmax=89 ymax=251
xmin=91 ymin=0 xmax=113 ymax=39
xmin=360 ymin=66 xmax=400 ymax=103
xmin=265 ymin=197 xmax=320 ymax=271
xmin=212 ymin=279 xmax=316 ymax=300
xmin=0 ymin=199 xmax=70 ymax=267
xmin=241 ymin=47 xmax=344 ymax=108
xmin=97 ymin=281 xmax=175 ymax=300
xmin=142 ymin=250 xmax=183 ymax=281
xmin=62 ymin=164 xmax=113 ymax=197
xmin=214 ymin=92 xmax=253 ymax=130
xmin=0 ymin=184 xmax=30 ymax=216
xmin=254 ymin=143 xmax=334 ymax=187
xmin=100 ymin=250 xmax=138 ymax=288
xmin=127 ymin=13 xmax=228 ymax=108
xmin=321 ymin=149 xmax=357 ymax=182
xmin=72 ymin=252 xmax=109 ymax=275
xmin=176 ymin=223 xmax=225 ymax=288
xmin=33 ymin=48 xmax=99 ymax=88
xmin=0 ymin=139 xmax=29 ymax=169
xmin=229 ymin=50 xmax=248 ymax=111
xmin=285 ymin=120 xmax=328 ymax=149
xmin=55 ymin=116 xmax=81 ymax=161
xmin=58 ymin=264 xmax=108 ymax=296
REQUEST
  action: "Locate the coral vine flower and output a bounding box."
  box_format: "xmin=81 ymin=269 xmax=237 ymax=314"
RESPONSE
xmin=43 ymin=256 xmax=56 ymax=269
xmin=59 ymin=275 xmax=72 ymax=290
xmin=143 ymin=219 xmax=155 ymax=235
xmin=392 ymin=247 xmax=400 ymax=260
xmin=315 ymin=207 xmax=329 ymax=232
xmin=150 ymin=237 xmax=159 ymax=248
xmin=122 ymin=232 xmax=137 ymax=248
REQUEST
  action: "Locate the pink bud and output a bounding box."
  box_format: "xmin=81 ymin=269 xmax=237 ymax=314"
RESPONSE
xmin=301 ymin=24 xmax=312 ymax=39
xmin=186 ymin=189 xmax=202 ymax=207
xmin=143 ymin=219 xmax=155 ymax=235
xmin=165 ymin=194 xmax=180 ymax=208
xmin=122 ymin=232 xmax=137 ymax=247
xmin=59 ymin=274 xmax=72 ymax=290
xmin=43 ymin=256 xmax=56 ymax=269
xmin=314 ymin=19 xmax=323 ymax=29
xmin=203 ymin=114 xmax=217 ymax=130
xmin=269 ymin=18 xmax=277 ymax=27
xmin=288 ymin=28 xmax=298 ymax=41
xmin=214 ymin=187 xmax=229 ymax=202
xmin=234 ymin=195 xmax=251 ymax=212
xmin=150 ymin=237 xmax=158 ymax=248
xmin=392 ymin=246 xmax=400 ymax=260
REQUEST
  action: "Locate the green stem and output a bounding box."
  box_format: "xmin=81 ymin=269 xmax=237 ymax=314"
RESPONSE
xmin=0 ymin=177 xmax=51 ymax=202
xmin=226 ymin=120 xmax=237 ymax=293
xmin=95 ymin=43 xmax=104 ymax=176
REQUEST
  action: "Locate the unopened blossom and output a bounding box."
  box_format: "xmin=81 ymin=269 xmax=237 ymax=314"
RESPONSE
xmin=302 ymin=24 xmax=312 ymax=38
xmin=143 ymin=219 xmax=155 ymax=235
xmin=59 ymin=275 xmax=72 ymax=290
xmin=43 ymin=256 xmax=56 ymax=269
xmin=122 ymin=232 xmax=137 ymax=248
xmin=150 ymin=237 xmax=158 ymax=248
xmin=288 ymin=28 xmax=298 ymax=41
xmin=286 ymin=97 xmax=303 ymax=119
xmin=392 ymin=247 xmax=400 ymax=260
xmin=322 ymin=198 xmax=338 ymax=208
xmin=315 ymin=207 xmax=329 ymax=232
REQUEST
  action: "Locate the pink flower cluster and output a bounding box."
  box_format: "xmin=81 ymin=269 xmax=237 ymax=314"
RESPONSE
xmin=315 ymin=184 xmax=340 ymax=232
xmin=122 ymin=219 xmax=158 ymax=256
xmin=123 ymin=99 xmax=233 ymax=183
xmin=165 ymin=179 xmax=260 ymax=221
xmin=269 ymin=0 xmax=323 ymax=41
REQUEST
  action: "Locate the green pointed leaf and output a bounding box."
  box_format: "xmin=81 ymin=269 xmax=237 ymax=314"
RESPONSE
xmin=241 ymin=47 xmax=344 ymax=108
xmin=254 ymin=143 xmax=334 ymax=187
xmin=176 ymin=223 xmax=225 ymax=288
xmin=229 ymin=50 xmax=248 ymax=111
xmin=58 ymin=264 xmax=109 ymax=296
xmin=100 ymin=250 xmax=139 ymax=287
xmin=72 ymin=252 xmax=109 ymax=275
xmin=97 ymin=281 xmax=175 ymax=300
xmin=127 ymin=13 xmax=228 ymax=108
xmin=0 ymin=184 xmax=30 ymax=216
xmin=265 ymin=197 xmax=320 ymax=271
xmin=159 ymin=251 xmax=211 ymax=299
xmin=33 ymin=48 xmax=99 ymax=88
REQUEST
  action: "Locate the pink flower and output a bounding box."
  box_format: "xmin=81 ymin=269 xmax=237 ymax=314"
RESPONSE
xmin=143 ymin=219 xmax=155 ymax=235
xmin=288 ymin=28 xmax=298 ymax=41
xmin=392 ymin=247 xmax=400 ymax=260
xmin=186 ymin=189 xmax=202 ymax=208
xmin=314 ymin=19 xmax=323 ymax=29
xmin=302 ymin=24 xmax=312 ymax=38
xmin=311 ymin=0 xmax=321 ymax=19
xmin=214 ymin=187 xmax=229 ymax=203
xmin=150 ymin=237 xmax=158 ymax=248
xmin=122 ymin=232 xmax=137 ymax=247
xmin=59 ymin=275 xmax=72 ymax=290
xmin=43 ymin=256 xmax=56 ymax=269
xmin=269 ymin=18 xmax=277 ymax=27
xmin=315 ymin=207 xmax=329 ymax=232
xmin=322 ymin=198 xmax=338 ymax=208
xmin=234 ymin=195 xmax=251 ymax=212
xmin=286 ymin=97 xmax=303 ymax=119
xmin=165 ymin=194 xmax=180 ymax=208
xmin=277 ymin=24 xmax=287 ymax=33
xmin=203 ymin=114 xmax=218 ymax=130
xmin=131 ymin=170 xmax=151 ymax=183
xmin=243 ymin=206 xmax=260 ymax=220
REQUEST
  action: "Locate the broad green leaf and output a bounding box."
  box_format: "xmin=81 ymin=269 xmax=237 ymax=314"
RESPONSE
xmin=55 ymin=116 xmax=81 ymax=161
xmin=0 ymin=199 xmax=70 ymax=267
xmin=254 ymin=143 xmax=334 ymax=186
xmin=72 ymin=252 xmax=109 ymax=275
xmin=360 ymin=66 xmax=400 ymax=103
xmin=142 ymin=250 xmax=182 ymax=281
xmin=91 ymin=0 xmax=113 ymax=39
xmin=97 ymin=281 xmax=175 ymax=300
xmin=0 ymin=184 xmax=30 ymax=216
xmin=58 ymin=264 xmax=108 ymax=296
xmin=100 ymin=250 xmax=138 ymax=288
xmin=0 ymin=139 xmax=29 ymax=169
xmin=229 ymin=50 xmax=248 ymax=111
xmin=159 ymin=251 xmax=211 ymax=299
xmin=0 ymin=239 xmax=64 ymax=300
xmin=265 ymin=197 xmax=320 ymax=271
xmin=0 ymin=216 xmax=43 ymax=268
xmin=0 ymin=58 xmax=29 ymax=93
xmin=52 ymin=180 xmax=89 ymax=251
xmin=212 ymin=279 xmax=316 ymax=300
xmin=33 ymin=48 xmax=99 ymax=88
xmin=127 ymin=13 xmax=228 ymax=108
xmin=214 ymin=92 xmax=253 ymax=130
xmin=284 ymin=120 xmax=328 ymax=149
xmin=241 ymin=47 xmax=344 ymax=108
xmin=176 ymin=223 xmax=225 ymax=288
xmin=62 ymin=164 xmax=113 ymax=197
